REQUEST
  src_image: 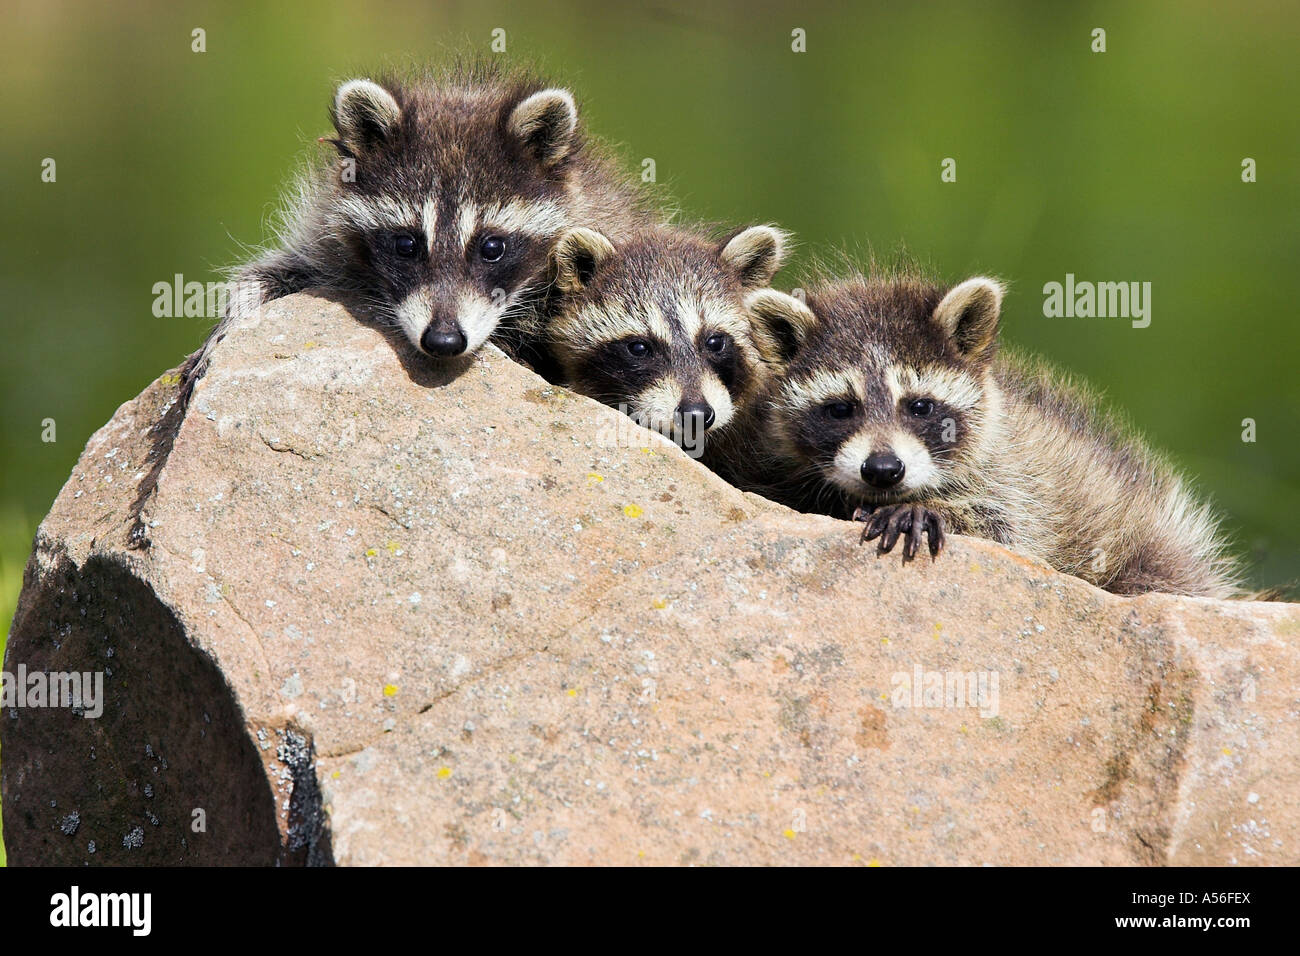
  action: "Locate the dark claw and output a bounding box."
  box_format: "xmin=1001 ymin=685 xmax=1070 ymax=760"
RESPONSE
xmin=879 ymin=507 xmax=909 ymax=554
xmin=856 ymin=503 xmax=946 ymax=562
xmin=926 ymin=511 xmax=946 ymax=559
xmin=857 ymin=504 xmax=889 ymax=541
xmin=903 ymin=507 xmax=922 ymax=561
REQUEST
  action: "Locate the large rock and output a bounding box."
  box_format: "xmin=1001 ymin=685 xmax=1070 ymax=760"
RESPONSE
xmin=3 ymin=292 xmax=1297 ymax=866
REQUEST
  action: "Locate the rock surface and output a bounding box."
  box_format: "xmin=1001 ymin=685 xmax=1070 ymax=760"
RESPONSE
xmin=3 ymin=292 xmax=1298 ymax=866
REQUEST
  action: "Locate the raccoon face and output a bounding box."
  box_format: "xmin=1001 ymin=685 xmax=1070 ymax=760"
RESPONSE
xmin=325 ymin=79 xmax=585 ymax=358
xmin=544 ymin=225 xmax=792 ymax=452
xmin=770 ymin=277 xmax=1004 ymax=503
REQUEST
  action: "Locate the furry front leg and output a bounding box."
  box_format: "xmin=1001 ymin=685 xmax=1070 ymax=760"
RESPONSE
xmin=853 ymin=503 xmax=946 ymax=561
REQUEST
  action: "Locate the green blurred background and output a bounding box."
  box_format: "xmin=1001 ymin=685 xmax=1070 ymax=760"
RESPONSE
xmin=1 ymin=1 xmax=1297 ymax=863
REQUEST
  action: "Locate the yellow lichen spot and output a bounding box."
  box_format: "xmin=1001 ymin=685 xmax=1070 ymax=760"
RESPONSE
xmin=641 ymin=447 xmax=656 ymax=456
xmin=652 ymin=598 xmax=667 ymax=610
xmin=567 ymin=688 xmax=579 ymax=697
xmin=365 ymin=548 xmax=378 ymax=558
xmin=881 ymin=637 xmax=891 ymax=646
xmin=586 ymin=472 xmax=604 ymax=484
xmin=959 ymin=724 xmax=968 ymax=734
xmin=160 ymin=372 xmax=180 ymax=386
xmin=851 ymin=853 xmax=862 ymax=861
xmin=383 ymin=684 xmax=398 ymax=697
xmin=332 ymin=770 xmax=341 ymax=779
xmin=1222 ymin=747 xmax=1233 ymax=756
xmin=437 ymin=766 xmax=453 ymax=779
xmin=637 ymin=850 xmax=645 ymax=859
xmin=970 ymin=563 xmax=981 ymax=574
xmin=302 ymin=340 xmax=319 ymax=350
xmin=867 ymin=858 xmax=882 ymax=867
xmin=623 ymin=504 xmax=644 ymax=518
xmin=932 ymin=622 xmax=943 ymax=640
xmin=783 ymin=829 xmax=797 ymax=840
xmin=385 ymin=540 xmax=400 ymax=554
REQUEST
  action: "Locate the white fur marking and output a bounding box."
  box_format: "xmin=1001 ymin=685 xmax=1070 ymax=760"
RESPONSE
xmin=892 ymin=431 xmax=939 ymax=493
xmin=782 ymin=369 xmax=862 ymax=412
xmin=634 ymin=377 xmax=682 ymax=436
xmin=335 ymin=79 xmax=401 ymax=136
xmin=719 ymin=225 xmax=788 ymax=285
xmin=892 ymin=365 xmax=983 ymax=410
xmin=457 ymin=291 xmax=501 ymax=353
xmin=393 ymin=287 xmax=432 ymax=348
xmin=508 ymin=89 xmax=578 ymax=163
xmin=700 ymin=372 xmax=735 ymax=431
xmin=330 ymin=194 xmax=420 ymax=232
xmin=675 ymin=291 xmax=706 ymax=340
xmin=422 ymin=197 xmax=438 ymax=250
xmin=457 ymin=199 xmax=569 ymax=248
xmin=830 ymin=432 xmax=875 ymax=494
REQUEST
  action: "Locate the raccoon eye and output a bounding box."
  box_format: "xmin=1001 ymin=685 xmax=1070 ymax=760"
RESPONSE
xmin=393 ymin=234 xmax=419 ymax=258
xmin=908 ymin=398 xmax=936 ymax=417
xmin=823 ymin=401 xmax=856 ymax=421
xmin=704 ymin=333 xmax=729 ymax=353
xmin=479 ymin=235 xmax=506 ymax=262
xmin=626 ymin=340 xmax=652 ymax=358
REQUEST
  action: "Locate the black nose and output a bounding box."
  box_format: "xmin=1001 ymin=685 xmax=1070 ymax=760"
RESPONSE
xmin=676 ymin=400 xmax=716 ymax=431
xmin=861 ymin=452 xmax=905 ymax=488
xmin=420 ymin=325 xmax=467 ymax=357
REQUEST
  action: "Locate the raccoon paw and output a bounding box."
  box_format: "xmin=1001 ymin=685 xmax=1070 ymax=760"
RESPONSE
xmin=855 ymin=504 xmax=945 ymax=561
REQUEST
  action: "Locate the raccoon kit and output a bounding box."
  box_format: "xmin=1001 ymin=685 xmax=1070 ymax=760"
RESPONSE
xmin=716 ymin=269 xmax=1242 ymax=598
xmin=531 ymin=223 xmax=799 ymax=453
xmin=182 ymin=62 xmax=654 ymax=399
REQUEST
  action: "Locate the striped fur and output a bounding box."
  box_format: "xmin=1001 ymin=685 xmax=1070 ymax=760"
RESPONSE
xmin=711 ymin=267 xmax=1245 ymax=598
xmin=180 ymin=61 xmax=656 ymax=402
xmin=526 ymin=224 xmax=791 ymax=449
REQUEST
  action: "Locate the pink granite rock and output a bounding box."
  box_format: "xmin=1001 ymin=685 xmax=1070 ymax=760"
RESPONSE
xmin=4 ymin=293 xmax=1296 ymax=865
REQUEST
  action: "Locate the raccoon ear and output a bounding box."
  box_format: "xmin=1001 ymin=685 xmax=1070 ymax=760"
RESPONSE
xmin=550 ymin=228 xmax=615 ymax=293
xmin=933 ymin=277 xmax=1004 ymax=362
xmin=332 ymin=79 xmax=402 ymax=154
xmin=508 ymin=89 xmax=579 ymax=167
xmin=745 ymin=289 xmax=817 ymax=365
xmin=719 ymin=225 xmax=790 ymax=289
